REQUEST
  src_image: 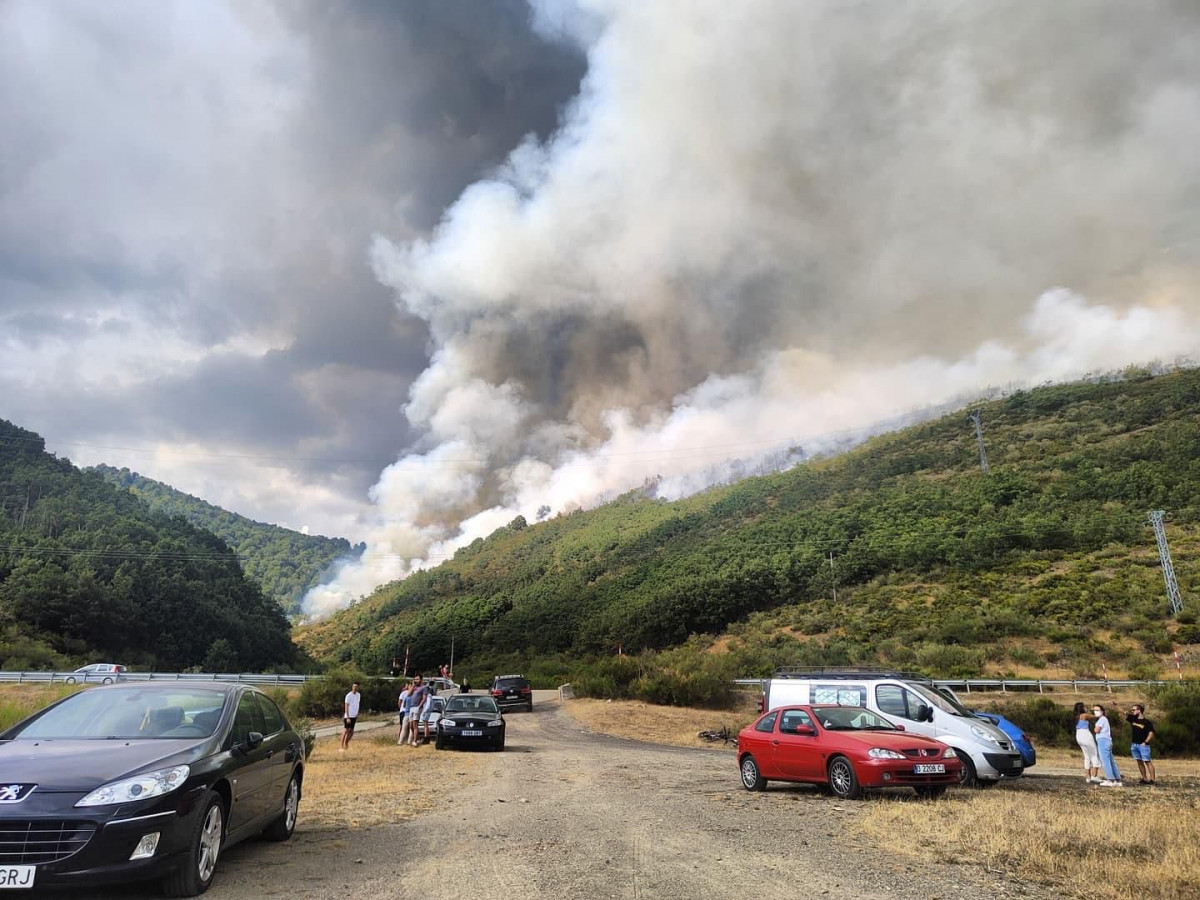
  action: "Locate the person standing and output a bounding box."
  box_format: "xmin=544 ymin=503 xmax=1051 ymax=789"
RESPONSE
xmin=1073 ymin=702 xmax=1102 ymax=784
xmin=1093 ymin=704 xmax=1122 ymax=786
xmin=408 ymin=674 xmax=429 ymax=747
xmin=1126 ymin=704 xmax=1157 ymax=785
xmin=340 ymin=681 xmax=361 ymax=752
xmin=398 ymin=681 xmax=418 ymax=745
xmin=416 ymin=686 xmax=434 ymax=745
xmin=396 ymin=683 xmax=412 ymax=744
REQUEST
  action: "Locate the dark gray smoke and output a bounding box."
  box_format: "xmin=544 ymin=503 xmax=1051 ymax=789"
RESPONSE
xmin=301 ymin=0 xmax=1200 ymax=614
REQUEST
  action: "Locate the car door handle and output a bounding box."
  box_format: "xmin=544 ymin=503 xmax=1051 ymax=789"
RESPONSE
xmin=772 ymin=740 xmax=779 ymax=745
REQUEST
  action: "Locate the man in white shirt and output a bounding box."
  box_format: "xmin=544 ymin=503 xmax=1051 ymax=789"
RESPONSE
xmin=340 ymin=681 xmax=362 ymax=751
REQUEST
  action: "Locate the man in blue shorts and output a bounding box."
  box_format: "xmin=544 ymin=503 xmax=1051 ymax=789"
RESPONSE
xmin=1126 ymin=704 xmax=1156 ymax=785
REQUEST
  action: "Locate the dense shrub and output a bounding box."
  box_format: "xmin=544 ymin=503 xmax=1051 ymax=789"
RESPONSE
xmin=291 ymin=669 xmax=397 ymax=718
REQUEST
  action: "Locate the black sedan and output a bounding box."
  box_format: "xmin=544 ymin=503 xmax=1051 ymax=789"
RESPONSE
xmin=0 ymin=683 xmax=304 ymax=896
xmin=435 ymin=695 xmax=505 ymax=751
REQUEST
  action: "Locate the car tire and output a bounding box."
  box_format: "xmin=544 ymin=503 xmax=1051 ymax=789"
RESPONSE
xmin=740 ymin=755 xmax=766 ymax=792
xmin=435 ymin=735 xmax=445 ymax=750
xmin=65 ymin=676 xmax=76 ymax=684
xmin=954 ymin=749 xmax=978 ymax=788
xmin=102 ymin=676 xmax=114 ymax=684
xmin=827 ymin=756 xmax=862 ymax=800
xmin=262 ymin=773 xmax=300 ymax=842
xmin=162 ymin=790 xmax=224 ymax=898
xmin=914 ymin=785 xmax=947 ymax=800
xmin=494 ymin=736 xmax=505 ymax=752
xmin=526 ymin=701 xmax=533 ymax=713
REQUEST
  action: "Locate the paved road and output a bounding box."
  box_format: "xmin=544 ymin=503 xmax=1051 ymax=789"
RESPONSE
xmin=37 ymin=696 xmax=1047 ymax=900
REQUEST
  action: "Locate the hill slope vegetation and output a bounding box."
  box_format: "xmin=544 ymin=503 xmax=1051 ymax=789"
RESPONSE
xmin=91 ymin=464 xmax=361 ymax=615
xmin=0 ymin=420 xmax=297 ymax=671
xmin=299 ymin=368 xmax=1200 ymax=681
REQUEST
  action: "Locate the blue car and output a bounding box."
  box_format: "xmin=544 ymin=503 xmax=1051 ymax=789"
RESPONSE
xmin=972 ymin=711 xmax=1036 ymax=768
xmin=937 ymin=688 xmax=1036 ymax=768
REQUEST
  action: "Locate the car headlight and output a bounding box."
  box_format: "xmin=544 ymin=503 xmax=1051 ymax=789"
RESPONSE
xmin=76 ymin=765 xmax=190 ymax=807
xmin=970 ymin=724 xmax=1001 ymax=744
xmin=867 ymin=748 xmax=906 ymax=759
xmin=440 ymin=719 xmax=454 ymax=728
xmin=487 ymin=719 xmax=503 ymax=727
xmin=944 ymin=746 xmax=959 ymax=758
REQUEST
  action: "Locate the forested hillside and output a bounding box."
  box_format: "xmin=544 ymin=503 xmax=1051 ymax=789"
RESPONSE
xmin=91 ymin=465 xmax=361 ymax=615
xmin=0 ymin=421 xmax=298 ymax=671
xmin=299 ymin=368 xmax=1200 ymax=682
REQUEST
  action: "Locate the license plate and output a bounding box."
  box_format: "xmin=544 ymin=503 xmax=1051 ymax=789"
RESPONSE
xmin=507 ymin=692 xmax=517 ymax=697
xmin=914 ymin=764 xmax=946 ymax=774
xmin=0 ymin=866 xmax=34 ymax=889
xmin=462 ymin=730 xmax=482 ymax=737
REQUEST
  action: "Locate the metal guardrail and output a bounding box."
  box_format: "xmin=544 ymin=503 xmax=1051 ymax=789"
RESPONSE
xmin=0 ymin=671 xmax=325 ymax=685
xmin=734 ymin=677 xmax=1187 ymax=693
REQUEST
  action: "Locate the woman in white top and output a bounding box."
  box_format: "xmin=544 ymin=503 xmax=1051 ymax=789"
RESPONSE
xmin=1073 ymin=702 xmax=1101 ymax=783
xmin=1093 ymin=704 xmax=1123 ymax=786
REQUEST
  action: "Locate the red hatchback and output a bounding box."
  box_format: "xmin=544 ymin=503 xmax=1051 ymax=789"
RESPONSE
xmin=736 ymin=705 xmax=961 ymax=799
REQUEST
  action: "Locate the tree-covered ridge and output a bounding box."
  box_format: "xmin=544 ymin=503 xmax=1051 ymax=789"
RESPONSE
xmin=299 ymin=368 xmax=1200 ymax=680
xmin=90 ymin=465 xmax=362 ymax=616
xmin=0 ymin=420 xmax=297 ymax=671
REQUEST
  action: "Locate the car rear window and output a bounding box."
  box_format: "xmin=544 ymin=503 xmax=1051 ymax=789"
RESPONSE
xmin=495 ymin=678 xmax=527 ymax=689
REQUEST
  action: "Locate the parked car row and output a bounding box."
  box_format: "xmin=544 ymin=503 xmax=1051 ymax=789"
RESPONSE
xmin=740 ymin=669 xmax=1033 ymax=797
xmin=432 ymin=674 xmax=534 ymax=752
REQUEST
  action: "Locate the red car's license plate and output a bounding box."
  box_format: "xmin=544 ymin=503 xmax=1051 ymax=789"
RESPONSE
xmin=914 ymin=764 xmax=946 ymax=774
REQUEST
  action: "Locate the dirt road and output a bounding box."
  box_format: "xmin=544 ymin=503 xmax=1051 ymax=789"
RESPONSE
xmin=43 ymin=698 xmax=1049 ymax=900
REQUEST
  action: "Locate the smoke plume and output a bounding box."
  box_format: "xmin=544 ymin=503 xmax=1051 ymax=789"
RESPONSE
xmin=303 ymin=0 xmax=1200 ymax=618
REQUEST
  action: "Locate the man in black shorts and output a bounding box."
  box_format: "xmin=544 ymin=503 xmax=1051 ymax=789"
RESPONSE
xmin=340 ymin=681 xmax=362 ymax=751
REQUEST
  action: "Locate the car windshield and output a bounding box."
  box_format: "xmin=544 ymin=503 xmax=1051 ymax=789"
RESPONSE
xmin=910 ymin=684 xmax=971 ymax=717
xmin=10 ymin=688 xmax=227 ymax=740
xmin=430 ymin=698 xmax=446 ymax=712
xmin=812 ymin=706 xmax=898 ymax=731
xmin=445 ymin=696 xmax=499 ymax=714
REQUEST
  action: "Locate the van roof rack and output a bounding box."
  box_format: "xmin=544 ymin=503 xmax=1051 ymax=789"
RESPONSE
xmin=772 ymin=666 xmax=934 ymax=684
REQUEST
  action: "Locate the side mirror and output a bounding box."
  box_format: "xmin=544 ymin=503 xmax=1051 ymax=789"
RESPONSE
xmin=243 ymin=731 xmax=264 ymax=751
xmin=917 ymin=705 xmax=933 ymax=723
xmin=794 ymin=724 xmax=816 ymax=736
xmin=894 ymin=724 xmax=905 ymax=732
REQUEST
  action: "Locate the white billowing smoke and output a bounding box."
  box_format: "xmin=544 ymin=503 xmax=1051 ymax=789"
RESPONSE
xmin=302 ymin=0 xmax=1200 ymax=618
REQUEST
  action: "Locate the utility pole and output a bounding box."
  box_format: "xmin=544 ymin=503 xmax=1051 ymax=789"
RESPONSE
xmin=829 ymin=551 xmax=837 ymax=604
xmin=1149 ymin=510 xmax=1184 ymax=616
xmin=968 ymin=410 xmax=989 ymax=473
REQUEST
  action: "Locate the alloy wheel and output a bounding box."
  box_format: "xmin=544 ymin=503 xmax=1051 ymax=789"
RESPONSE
xmin=198 ymin=804 xmax=223 ymax=882
xmin=285 ymin=779 xmax=299 ymax=831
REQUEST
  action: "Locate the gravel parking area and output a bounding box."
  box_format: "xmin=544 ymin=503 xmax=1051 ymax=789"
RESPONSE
xmin=36 ymin=697 xmax=1056 ymax=900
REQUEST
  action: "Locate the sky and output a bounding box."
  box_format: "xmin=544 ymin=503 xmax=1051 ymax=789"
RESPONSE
xmin=2 ymin=1 xmax=1199 ymax=617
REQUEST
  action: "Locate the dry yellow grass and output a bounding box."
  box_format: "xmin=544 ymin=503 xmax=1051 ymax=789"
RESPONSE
xmin=1035 ymin=746 xmax=1200 ymax=778
xmin=299 ymin=730 xmax=480 ymax=830
xmin=859 ymin=788 xmax=1200 ymax=899
xmin=563 ymin=696 xmax=758 ymax=750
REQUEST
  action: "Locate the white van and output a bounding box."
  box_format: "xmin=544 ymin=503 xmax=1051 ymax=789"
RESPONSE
xmin=761 ymin=669 xmax=1023 ymax=785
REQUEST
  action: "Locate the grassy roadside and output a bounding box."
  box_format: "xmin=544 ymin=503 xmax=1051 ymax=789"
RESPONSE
xmin=859 ymin=786 xmax=1200 ymax=900
xmin=298 ymin=730 xmax=481 ymax=830
xmin=563 ymin=696 xmax=758 ymax=749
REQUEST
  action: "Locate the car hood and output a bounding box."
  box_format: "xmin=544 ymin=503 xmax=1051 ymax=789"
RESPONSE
xmin=824 ymin=730 xmax=947 ymax=751
xmin=0 ymin=738 xmax=208 ymax=791
xmin=442 ymin=711 xmax=500 ymax=722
